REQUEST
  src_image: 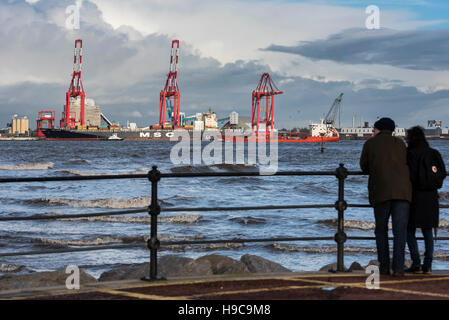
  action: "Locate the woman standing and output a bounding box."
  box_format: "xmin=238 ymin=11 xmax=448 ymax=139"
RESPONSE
xmin=405 ymin=126 xmax=446 ymax=274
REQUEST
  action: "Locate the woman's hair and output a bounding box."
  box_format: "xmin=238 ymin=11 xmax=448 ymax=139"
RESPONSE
xmin=406 ymin=126 xmax=429 ymax=148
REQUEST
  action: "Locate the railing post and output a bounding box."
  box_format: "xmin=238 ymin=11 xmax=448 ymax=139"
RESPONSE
xmin=333 ymin=163 xmax=348 ymax=272
xmin=142 ymin=165 xmax=164 ymax=281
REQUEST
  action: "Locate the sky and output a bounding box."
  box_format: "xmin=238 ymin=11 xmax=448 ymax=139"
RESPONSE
xmin=1 ymin=0 xmax=449 ymax=129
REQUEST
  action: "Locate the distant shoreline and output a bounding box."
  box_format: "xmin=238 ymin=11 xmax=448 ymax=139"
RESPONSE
xmin=0 ymin=137 xmax=40 ymax=141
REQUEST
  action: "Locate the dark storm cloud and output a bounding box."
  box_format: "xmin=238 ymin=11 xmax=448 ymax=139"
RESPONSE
xmin=274 ymin=78 xmax=449 ymax=129
xmin=265 ymin=28 xmax=449 ymax=71
xmin=1 ymin=1 xmax=449 ymax=130
xmin=0 ymin=0 xmax=274 ymax=127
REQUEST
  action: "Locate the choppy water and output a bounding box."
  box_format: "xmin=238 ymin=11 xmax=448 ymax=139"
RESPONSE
xmin=1 ymin=140 xmax=449 ymax=278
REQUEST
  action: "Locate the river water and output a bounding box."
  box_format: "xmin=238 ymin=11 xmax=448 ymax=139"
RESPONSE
xmin=1 ymin=139 xmax=449 ymax=278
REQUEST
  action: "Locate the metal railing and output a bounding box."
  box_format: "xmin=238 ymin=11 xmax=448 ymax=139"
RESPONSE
xmin=1 ymin=164 xmax=448 ymax=281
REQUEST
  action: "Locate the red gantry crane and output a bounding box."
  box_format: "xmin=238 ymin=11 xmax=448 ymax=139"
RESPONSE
xmin=61 ymin=39 xmax=85 ymax=129
xmin=159 ymin=40 xmax=181 ymax=128
xmin=251 ymin=73 xmax=283 ymax=136
xmin=36 ymin=111 xmax=55 ymax=137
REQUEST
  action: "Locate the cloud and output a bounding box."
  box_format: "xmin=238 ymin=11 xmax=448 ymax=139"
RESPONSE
xmin=87 ymin=0 xmax=449 ymax=92
xmin=265 ymin=28 xmax=449 ymax=71
xmin=0 ymin=0 xmax=268 ymax=127
xmin=131 ymin=111 xmax=142 ymax=118
xmin=1 ymin=0 xmax=449 ymax=130
xmin=91 ymin=0 xmax=444 ymax=66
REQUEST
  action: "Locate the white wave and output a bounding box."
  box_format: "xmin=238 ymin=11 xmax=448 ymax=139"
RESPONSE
xmin=57 ymin=170 xmax=105 ymax=176
xmin=434 ymin=252 xmax=449 ymax=261
xmin=159 ymin=234 xmax=205 ymax=241
xmin=58 ymin=169 xmax=150 ymax=176
xmin=70 ymin=215 xmax=151 ymax=223
xmin=129 ymin=169 xmax=149 ymax=175
xmin=36 ymin=196 xmax=151 ymax=209
xmin=320 ymin=218 xmax=449 ymax=230
xmin=33 ymin=234 xmax=205 ymax=247
xmin=269 ymin=243 xmax=377 ymax=254
xmin=35 ymin=236 xmax=123 ymax=246
xmin=439 ymin=219 xmax=449 ymax=228
xmin=229 ymin=216 xmax=266 ymax=225
xmin=270 ymin=243 xmax=449 ymax=261
xmin=47 ymin=213 xmax=203 ymax=224
xmin=160 ymin=215 xmax=203 ymax=224
xmin=0 ymin=263 xmax=25 ymax=273
xmin=0 ymin=162 xmax=54 ymax=170
xmin=319 ymin=219 xmax=386 ymax=230
xmin=164 ymin=242 xmax=243 ymax=251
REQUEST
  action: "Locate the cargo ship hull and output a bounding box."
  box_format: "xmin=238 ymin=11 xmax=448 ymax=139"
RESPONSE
xmin=41 ymin=128 xmax=340 ymax=143
xmin=224 ymin=135 xmax=339 ymax=143
xmin=41 ymin=128 xmax=179 ymax=141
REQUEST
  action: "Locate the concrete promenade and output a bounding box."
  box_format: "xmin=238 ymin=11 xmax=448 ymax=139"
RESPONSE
xmin=2 ymin=271 xmax=449 ymax=300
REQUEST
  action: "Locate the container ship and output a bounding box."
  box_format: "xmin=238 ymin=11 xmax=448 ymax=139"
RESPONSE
xmin=40 ymin=109 xmax=340 ymax=143
xmin=36 ymin=39 xmax=340 ymax=143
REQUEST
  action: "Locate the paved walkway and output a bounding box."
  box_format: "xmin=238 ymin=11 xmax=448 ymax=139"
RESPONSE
xmin=3 ymin=272 xmax=449 ymax=300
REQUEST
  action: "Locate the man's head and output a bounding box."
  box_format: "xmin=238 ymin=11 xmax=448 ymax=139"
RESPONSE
xmin=373 ymin=117 xmax=395 ymax=135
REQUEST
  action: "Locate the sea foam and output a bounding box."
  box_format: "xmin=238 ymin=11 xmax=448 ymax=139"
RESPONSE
xmin=0 ymin=162 xmax=54 ymax=170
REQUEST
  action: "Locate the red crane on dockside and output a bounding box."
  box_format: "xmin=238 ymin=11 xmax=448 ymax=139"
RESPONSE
xmin=251 ymin=73 xmax=283 ymax=136
xmin=61 ymin=39 xmax=85 ymax=129
xmin=36 ymin=111 xmax=55 ymax=137
xmin=158 ymin=40 xmax=181 ymax=128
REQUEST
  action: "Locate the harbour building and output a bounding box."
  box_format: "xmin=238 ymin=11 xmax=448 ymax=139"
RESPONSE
xmin=9 ymin=115 xmax=29 ymax=136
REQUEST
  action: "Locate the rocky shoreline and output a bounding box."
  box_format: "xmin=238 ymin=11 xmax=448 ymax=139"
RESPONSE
xmin=0 ymin=254 xmax=386 ymax=292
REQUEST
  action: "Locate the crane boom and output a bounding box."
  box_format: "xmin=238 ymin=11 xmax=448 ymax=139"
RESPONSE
xmin=324 ymin=93 xmax=344 ymax=127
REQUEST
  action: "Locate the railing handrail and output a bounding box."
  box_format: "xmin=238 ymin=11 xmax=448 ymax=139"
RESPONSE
xmin=0 ymin=173 xmax=149 ymax=183
xmin=1 ymin=164 xmax=448 ymax=280
xmin=0 ymin=170 xmax=368 ymax=184
xmin=1 ymin=170 xmax=447 ymax=183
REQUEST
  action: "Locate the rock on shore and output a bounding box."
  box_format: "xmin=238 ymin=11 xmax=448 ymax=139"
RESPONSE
xmin=0 ymin=254 xmax=292 ymax=290
xmin=98 ymin=255 xmax=214 ymax=282
xmin=196 ymin=254 xmax=249 ymax=274
xmin=240 ymin=254 xmax=291 ymax=273
xmin=98 ymin=254 xmax=291 ymax=282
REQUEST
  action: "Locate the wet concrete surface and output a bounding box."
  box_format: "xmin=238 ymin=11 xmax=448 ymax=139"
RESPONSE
xmin=3 ymin=272 xmax=449 ymax=300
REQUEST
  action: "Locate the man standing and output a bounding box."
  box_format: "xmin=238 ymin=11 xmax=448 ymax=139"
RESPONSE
xmin=360 ymin=117 xmax=412 ymax=276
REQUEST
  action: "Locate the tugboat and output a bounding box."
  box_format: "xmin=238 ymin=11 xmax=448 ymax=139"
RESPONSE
xmin=107 ymin=134 xmax=123 ymax=141
xmin=278 ymin=119 xmax=339 ymax=143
